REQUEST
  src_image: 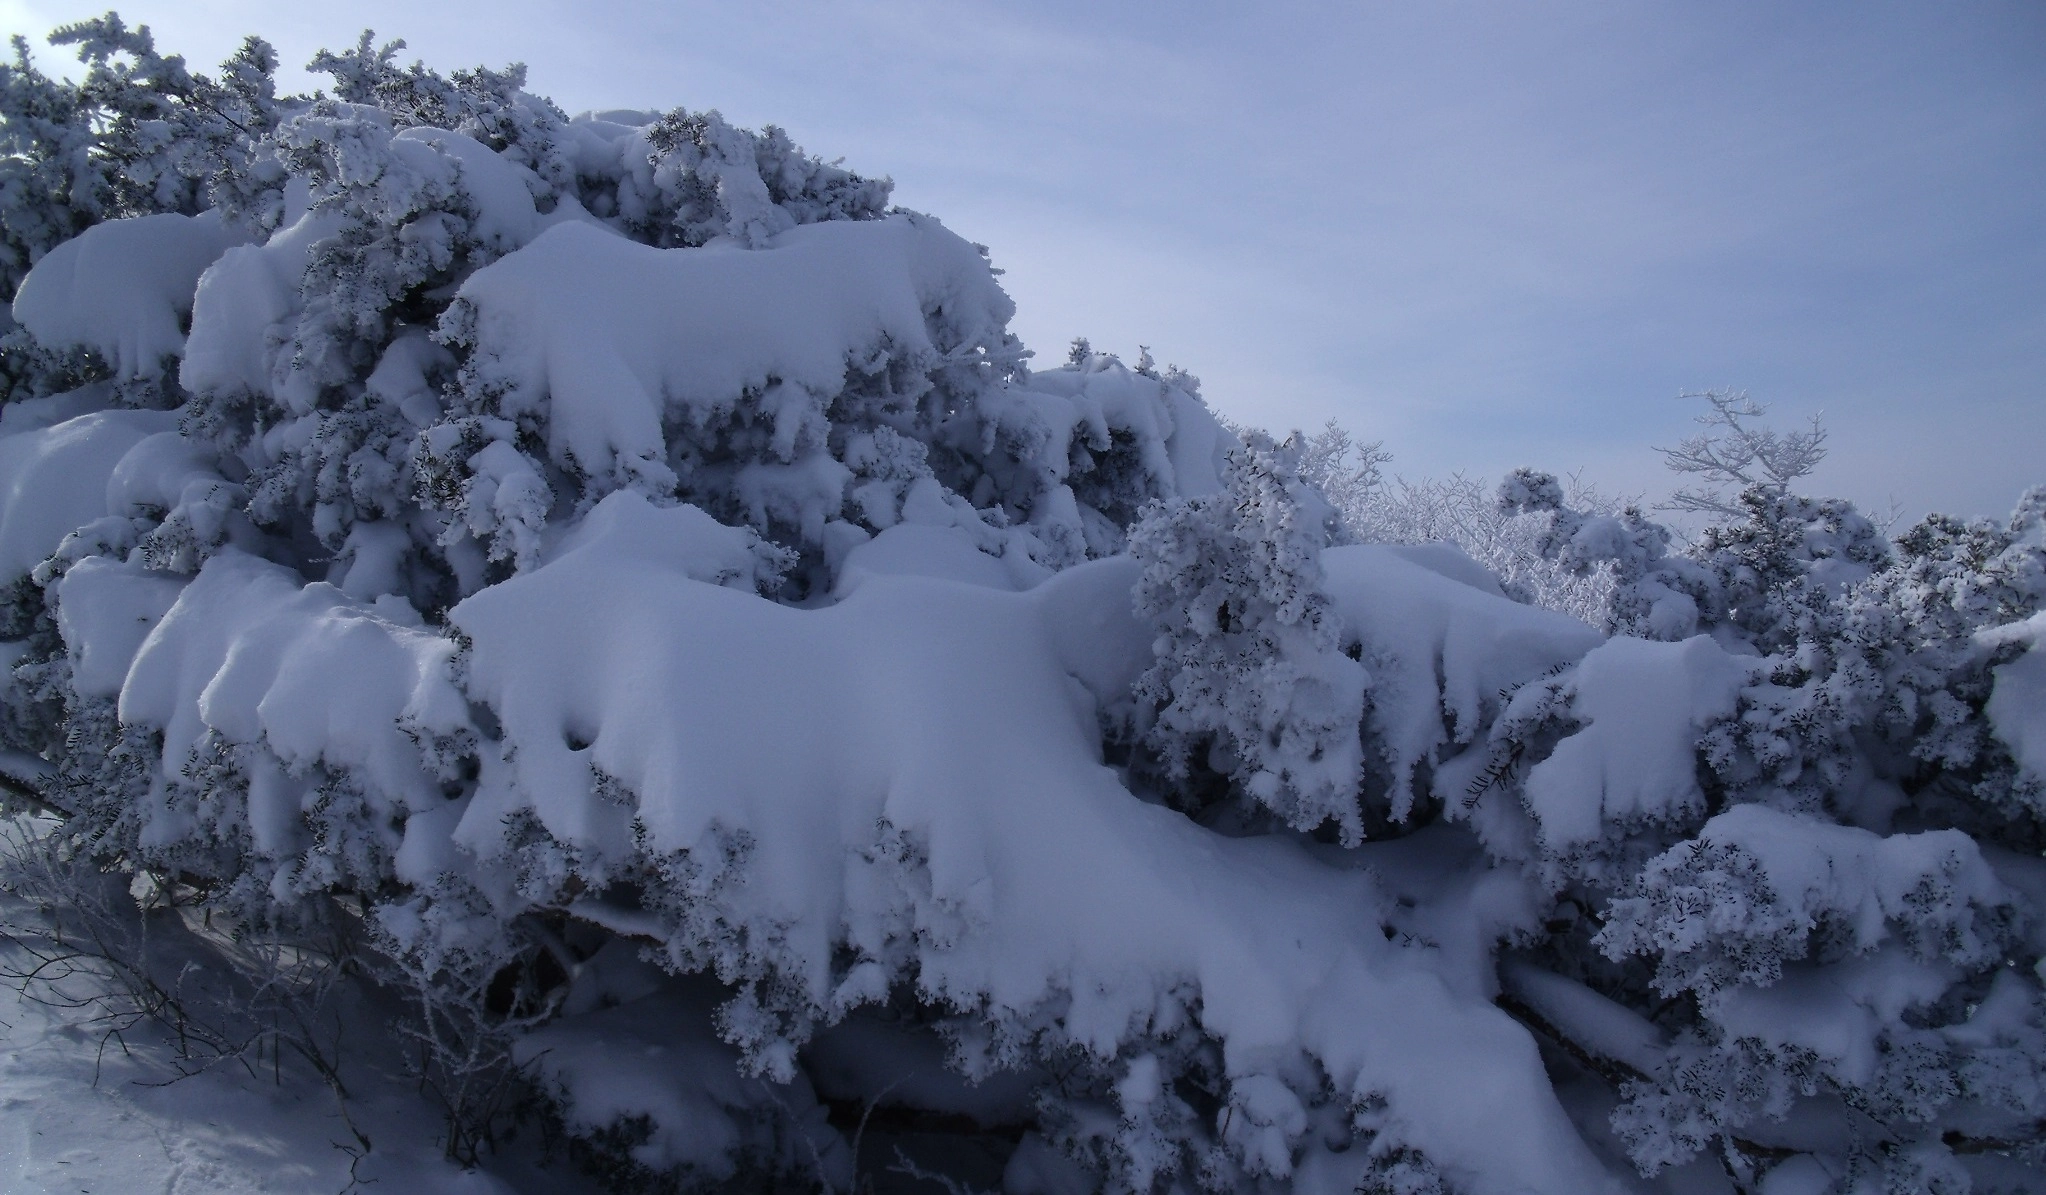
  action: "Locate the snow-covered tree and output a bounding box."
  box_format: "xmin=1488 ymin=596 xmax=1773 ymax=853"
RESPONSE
xmin=1290 ymin=422 xmax=1624 ymax=625
xmin=1457 ymin=476 xmax=2046 ymax=1191
xmin=1495 ymin=465 xmax=1723 ymax=640
xmin=0 ymin=17 xmax=283 ymax=409
xmin=0 ymin=15 xmax=282 ymax=299
xmin=1 ymin=16 xmax=2043 ymax=1195
xmin=1128 ymin=438 xmax=1370 ymax=841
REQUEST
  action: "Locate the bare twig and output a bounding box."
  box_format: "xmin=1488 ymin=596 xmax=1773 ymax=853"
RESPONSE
xmin=886 ymin=1144 xmax=995 ymax=1195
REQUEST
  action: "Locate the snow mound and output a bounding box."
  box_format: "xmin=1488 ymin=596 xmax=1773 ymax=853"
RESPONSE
xmin=835 ymin=521 xmax=1024 ymax=592
xmin=389 ymin=126 xmax=543 ymax=255
xmin=50 ymin=556 xmax=187 ymax=697
xmin=516 ymin=976 xmax=847 ymax=1187
xmin=1602 ymin=804 xmax=2014 ymax=999
xmin=12 ymin=212 xmax=240 ymax=379
xmin=1599 ymin=805 xmax=2021 ymax=1097
xmin=179 ymin=210 xmax=341 ymax=410
xmin=1518 ymin=635 xmax=1755 ymax=850
xmin=1320 ymin=542 xmax=1601 ymax=813
xmin=1499 ymin=959 xmax=1667 ymax=1076
xmin=536 ymin=490 xmax=791 ymax=593
xmin=995 ymin=351 xmax=1231 ymax=515
xmin=101 ymin=550 xmax=468 ymax=857
xmin=0 ymin=407 xmax=174 ymax=586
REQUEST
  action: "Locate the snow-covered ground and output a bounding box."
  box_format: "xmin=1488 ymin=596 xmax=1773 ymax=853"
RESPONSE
xmin=0 ymin=888 xmax=554 ymax=1194
xmin=0 ymin=809 xmax=659 ymax=1195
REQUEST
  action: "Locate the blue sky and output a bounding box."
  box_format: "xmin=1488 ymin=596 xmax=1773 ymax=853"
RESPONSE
xmin=6 ymin=0 xmax=2041 ymax=520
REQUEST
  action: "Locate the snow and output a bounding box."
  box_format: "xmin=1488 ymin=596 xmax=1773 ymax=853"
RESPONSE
xmin=390 ymin=126 xmax=542 ymax=254
xmin=445 ymin=489 xmax=1621 ymax=1195
xmin=1380 ymin=540 xmax=1511 ymax=595
xmin=0 ymin=838 xmax=583 ymax=1194
xmin=1688 ymin=804 xmax=2011 ymax=971
xmin=1518 ymin=635 xmax=1755 ymax=850
xmin=0 ymin=997 xmax=484 ymax=1194
xmin=836 ymin=522 xmax=1022 ymax=592
xmin=1500 ymin=959 xmax=1667 ymax=1077
xmin=0 ymin=382 xmax=115 ymax=435
xmin=1004 ymin=354 xmax=1230 ymax=502
xmin=516 ymin=973 xmax=847 ymax=1186
xmin=1983 ymin=611 xmax=2046 ymax=790
xmin=179 ymin=210 xmax=342 ymax=412
xmin=535 ymin=490 xmax=789 ymax=592
xmin=17 ymin=483 xmax=1633 ymax=1191
xmin=1757 ymin=1156 xmax=1835 ymax=1195
xmin=0 ymin=407 xmax=176 ymax=586
xmin=51 ymin=556 xmax=187 ymax=697
xmin=1710 ymin=948 xmax=1954 ymax=1086
xmin=11 ymin=213 xmax=240 ymax=380
xmin=111 ymin=551 xmax=469 ymax=831
xmin=105 ymin=430 xmax=224 ymax=520
xmin=1320 ymin=541 xmax=1602 ymax=814
xmin=1 ymin=47 xmax=2038 ymax=1194
xmin=1600 ymin=803 xmax=2014 ymax=1016
xmin=450 ymin=213 xmax=1012 ymax=499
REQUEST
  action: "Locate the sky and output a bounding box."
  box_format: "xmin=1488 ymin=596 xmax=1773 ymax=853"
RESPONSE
xmin=4 ymin=0 xmax=2041 ymax=520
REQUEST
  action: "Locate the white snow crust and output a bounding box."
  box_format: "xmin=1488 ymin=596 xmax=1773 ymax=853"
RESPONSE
xmin=1606 ymin=803 xmax=2014 ymax=1084
xmin=517 ymin=974 xmax=847 ymax=1186
xmin=179 ymin=210 xmax=340 ymax=410
xmin=106 ymin=550 xmax=466 ymax=858
xmin=1499 ymin=958 xmax=1667 ymax=1077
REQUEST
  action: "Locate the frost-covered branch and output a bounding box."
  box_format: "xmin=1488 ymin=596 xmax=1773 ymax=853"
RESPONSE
xmin=1654 ymin=388 xmax=1828 ymax=520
